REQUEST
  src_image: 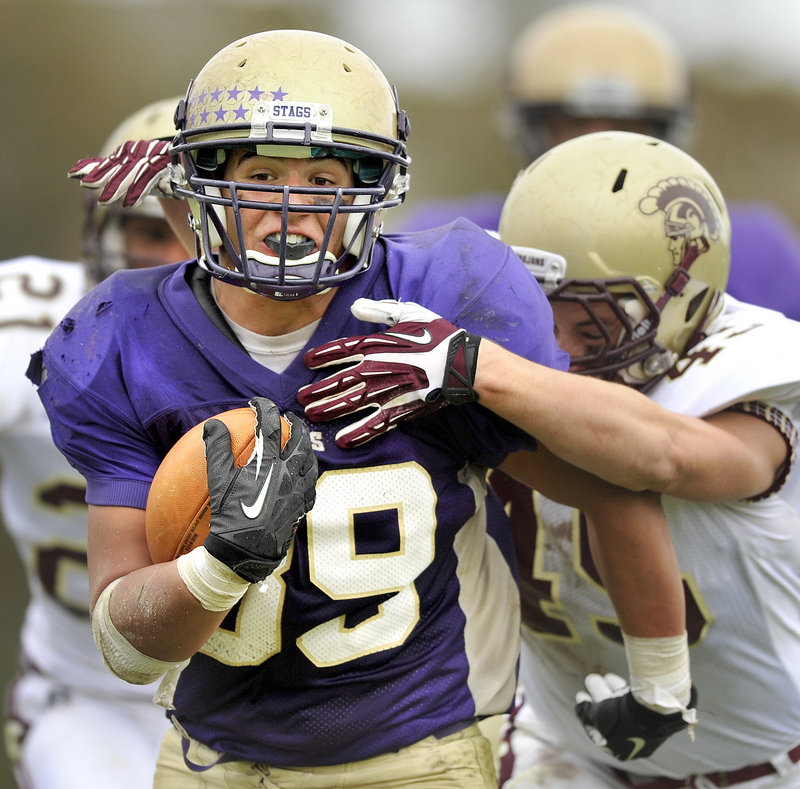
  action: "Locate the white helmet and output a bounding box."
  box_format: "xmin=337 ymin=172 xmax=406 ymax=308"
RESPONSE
xmin=502 ymin=4 xmax=691 ymax=161
xmin=170 ymin=30 xmax=411 ymax=301
xmin=499 ymin=131 xmax=730 ymax=390
xmin=82 ymin=97 xmax=182 ymax=282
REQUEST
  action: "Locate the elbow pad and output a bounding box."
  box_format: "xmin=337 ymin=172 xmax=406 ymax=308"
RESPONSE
xmin=91 ymin=579 xmax=184 ymax=685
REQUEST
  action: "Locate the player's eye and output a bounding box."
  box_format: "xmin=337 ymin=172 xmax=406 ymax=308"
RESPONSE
xmin=244 ymin=170 xmax=274 ymax=183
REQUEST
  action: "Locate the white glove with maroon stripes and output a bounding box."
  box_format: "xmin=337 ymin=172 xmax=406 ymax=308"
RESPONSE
xmin=68 ymin=139 xmax=173 ymax=208
xmin=298 ymin=299 xmax=481 ymax=449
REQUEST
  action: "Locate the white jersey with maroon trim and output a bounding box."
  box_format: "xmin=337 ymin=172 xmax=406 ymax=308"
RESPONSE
xmin=1 ymin=256 xmax=169 ymax=787
xmin=497 ymin=295 xmax=800 ymax=780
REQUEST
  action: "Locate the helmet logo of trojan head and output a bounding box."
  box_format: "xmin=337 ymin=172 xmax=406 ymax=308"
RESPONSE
xmin=638 ymin=177 xmax=722 ymax=268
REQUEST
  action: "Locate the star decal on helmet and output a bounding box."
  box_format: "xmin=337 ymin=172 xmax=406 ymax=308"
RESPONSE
xmin=186 ymin=85 xmax=291 ymax=128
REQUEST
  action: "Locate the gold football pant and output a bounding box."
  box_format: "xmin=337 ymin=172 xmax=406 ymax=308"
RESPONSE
xmin=154 ymin=721 xmax=497 ymax=788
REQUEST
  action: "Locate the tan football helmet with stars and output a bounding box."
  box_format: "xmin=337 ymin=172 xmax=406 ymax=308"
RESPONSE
xmin=499 ymin=130 xmax=730 ymax=389
xmin=170 ymin=29 xmax=411 ymax=301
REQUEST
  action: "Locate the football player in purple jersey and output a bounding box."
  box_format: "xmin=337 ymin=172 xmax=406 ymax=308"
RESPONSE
xmin=394 ymin=3 xmax=800 ymax=322
xmin=40 ymin=30 xmax=694 ymax=788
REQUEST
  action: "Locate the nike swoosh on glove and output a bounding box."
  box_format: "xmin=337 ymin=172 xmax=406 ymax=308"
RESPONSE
xmin=297 ymin=298 xmax=481 ymax=450
xmin=575 ymin=672 xmax=698 ymax=761
xmin=68 ymin=139 xmax=174 ymax=208
xmin=203 ymin=397 xmax=318 ymax=583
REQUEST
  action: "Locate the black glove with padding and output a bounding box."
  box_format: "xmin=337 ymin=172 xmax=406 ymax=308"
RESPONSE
xmin=202 ymin=397 xmax=318 ymax=583
xmin=575 ymin=672 xmax=698 ymax=761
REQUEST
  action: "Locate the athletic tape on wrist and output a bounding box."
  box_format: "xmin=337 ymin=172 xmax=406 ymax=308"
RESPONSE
xmin=177 ymin=545 xmax=250 ymax=612
xmin=623 ymin=631 xmax=694 ymax=718
xmin=91 ymin=579 xmax=184 ymax=685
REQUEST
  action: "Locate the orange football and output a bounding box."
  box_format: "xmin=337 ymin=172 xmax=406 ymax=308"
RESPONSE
xmin=145 ymin=406 xmax=291 ymax=564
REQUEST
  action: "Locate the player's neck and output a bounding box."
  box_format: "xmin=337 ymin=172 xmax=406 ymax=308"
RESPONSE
xmin=211 ymin=279 xmax=336 ymax=337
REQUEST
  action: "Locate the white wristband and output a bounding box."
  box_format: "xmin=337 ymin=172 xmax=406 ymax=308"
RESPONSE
xmin=623 ymin=631 xmax=693 ymax=714
xmin=91 ymin=579 xmax=185 ymax=685
xmin=177 ymin=546 xmax=250 ymax=612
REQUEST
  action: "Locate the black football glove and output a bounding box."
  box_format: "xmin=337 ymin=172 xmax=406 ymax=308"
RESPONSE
xmin=297 ymin=298 xmax=481 ymax=449
xmin=202 ymin=397 xmax=318 ymax=583
xmin=575 ymin=673 xmax=697 ymax=761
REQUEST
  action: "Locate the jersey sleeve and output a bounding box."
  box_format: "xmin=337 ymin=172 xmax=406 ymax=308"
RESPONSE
xmin=388 ymin=219 xmax=567 ymax=367
xmin=29 ymin=277 xmax=164 ymax=509
xmin=654 ymin=297 xmax=800 ymax=417
xmin=385 ymin=221 xmax=569 ymax=465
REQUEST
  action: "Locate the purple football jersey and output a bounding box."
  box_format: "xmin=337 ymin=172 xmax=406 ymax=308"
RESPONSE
xmin=395 ymin=196 xmax=800 ymax=320
xmin=33 ymin=221 xmax=567 ymax=766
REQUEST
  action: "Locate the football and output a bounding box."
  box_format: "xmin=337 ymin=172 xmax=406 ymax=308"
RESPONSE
xmin=145 ymin=406 xmax=291 ymax=564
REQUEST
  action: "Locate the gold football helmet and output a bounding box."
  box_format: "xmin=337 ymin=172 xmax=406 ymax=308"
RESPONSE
xmin=170 ymin=30 xmax=411 ymax=300
xmin=502 ymin=4 xmax=691 ymax=160
xmin=499 ymin=131 xmax=730 ymax=389
xmin=83 ymin=97 xmax=183 ymax=281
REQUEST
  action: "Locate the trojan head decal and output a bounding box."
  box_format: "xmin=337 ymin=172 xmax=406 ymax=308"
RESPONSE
xmin=639 ymin=177 xmax=724 ymax=269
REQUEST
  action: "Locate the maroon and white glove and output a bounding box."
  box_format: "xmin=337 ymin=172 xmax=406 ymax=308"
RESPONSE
xmin=67 ymin=139 xmax=174 ymax=208
xmin=297 ymin=298 xmax=481 ymax=449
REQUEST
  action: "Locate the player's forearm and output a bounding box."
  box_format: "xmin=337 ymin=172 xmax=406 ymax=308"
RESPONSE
xmin=106 ymin=563 xmax=228 ymax=662
xmin=564 ymin=466 xmax=692 ymax=709
xmin=500 ymin=448 xmax=685 ymax=639
xmin=503 ymin=449 xmax=691 ymax=709
xmin=476 ymin=339 xmax=689 ymax=493
xmin=587 ymin=498 xmax=692 ymax=707
xmin=586 ymin=494 xmax=685 ymax=638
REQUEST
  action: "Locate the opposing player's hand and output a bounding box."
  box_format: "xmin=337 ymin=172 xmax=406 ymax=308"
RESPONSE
xmin=202 ymin=397 xmax=318 ymax=583
xmin=575 ymin=673 xmax=697 ymax=761
xmin=68 ymin=139 xmax=174 ymax=208
xmin=297 ymin=298 xmax=481 ymax=449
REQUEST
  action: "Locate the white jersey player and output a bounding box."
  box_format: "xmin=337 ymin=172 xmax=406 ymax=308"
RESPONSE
xmin=2 ymin=98 xmax=188 ymax=789
xmin=0 ymin=257 xmax=173 ymax=788
xmin=491 ymin=132 xmax=800 ymax=787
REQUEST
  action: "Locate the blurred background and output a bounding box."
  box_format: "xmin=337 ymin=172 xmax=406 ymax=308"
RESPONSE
xmin=1 ymin=0 xmax=799 ymax=785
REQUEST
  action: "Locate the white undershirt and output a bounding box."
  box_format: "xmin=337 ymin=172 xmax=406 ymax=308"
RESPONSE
xmin=211 ymin=282 xmax=320 ymax=373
